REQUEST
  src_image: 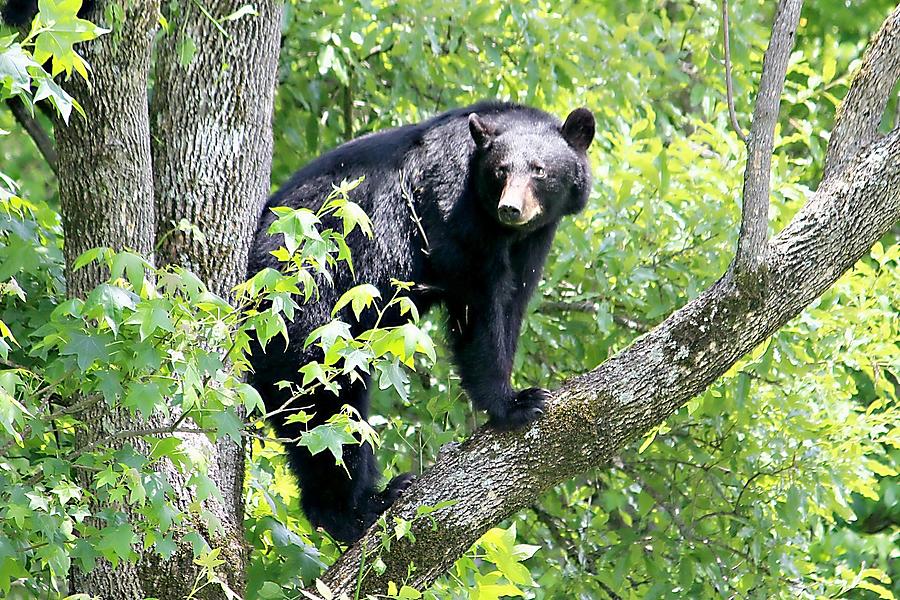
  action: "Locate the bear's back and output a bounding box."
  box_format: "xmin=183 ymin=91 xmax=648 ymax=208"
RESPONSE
xmin=247 ymin=101 xmax=561 ymax=286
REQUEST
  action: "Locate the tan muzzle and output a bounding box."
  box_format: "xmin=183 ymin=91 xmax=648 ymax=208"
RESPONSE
xmin=497 ymin=175 xmax=542 ymax=226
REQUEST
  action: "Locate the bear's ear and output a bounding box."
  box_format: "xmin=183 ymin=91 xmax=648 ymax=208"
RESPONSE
xmin=561 ymin=108 xmax=595 ymax=152
xmin=468 ymin=113 xmax=495 ymax=148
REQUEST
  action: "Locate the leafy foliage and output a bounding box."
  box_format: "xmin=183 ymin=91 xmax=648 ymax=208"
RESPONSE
xmin=269 ymin=0 xmax=899 ymax=597
xmin=0 ymin=0 xmax=897 ymax=598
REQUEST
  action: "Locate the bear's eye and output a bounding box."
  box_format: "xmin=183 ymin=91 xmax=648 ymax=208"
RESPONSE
xmin=495 ymin=165 xmax=508 ymax=178
xmin=531 ymin=164 xmax=546 ymax=178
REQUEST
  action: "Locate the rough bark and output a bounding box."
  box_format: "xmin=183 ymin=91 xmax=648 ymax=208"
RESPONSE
xmin=148 ymin=2 xmax=283 ymax=595
xmin=318 ymin=5 xmax=900 ymax=595
xmin=733 ymin=0 xmax=802 ymax=279
xmin=55 ymin=1 xmax=282 ymax=596
xmin=824 ymin=6 xmax=900 ymax=180
xmin=152 ymin=1 xmax=282 ymax=295
xmin=56 ymin=2 xmax=157 ymax=298
xmin=53 ymin=1 xmax=161 ymax=597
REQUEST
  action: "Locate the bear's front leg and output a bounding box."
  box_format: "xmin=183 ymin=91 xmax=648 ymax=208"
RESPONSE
xmin=447 ymin=297 xmax=549 ymax=430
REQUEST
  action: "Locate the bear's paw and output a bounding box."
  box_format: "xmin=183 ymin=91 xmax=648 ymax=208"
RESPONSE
xmin=489 ymin=387 xmax=550 ymax=431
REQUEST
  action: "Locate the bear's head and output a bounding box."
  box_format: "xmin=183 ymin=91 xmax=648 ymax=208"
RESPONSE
xmin=468 ymin=107 xmax=595 ymax=232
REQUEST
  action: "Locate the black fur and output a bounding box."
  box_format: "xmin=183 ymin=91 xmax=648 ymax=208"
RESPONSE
xmin=1 ymin=0 xmax=96 ymax=27
xmin=247 ymin=101 xmax=595 ymax=543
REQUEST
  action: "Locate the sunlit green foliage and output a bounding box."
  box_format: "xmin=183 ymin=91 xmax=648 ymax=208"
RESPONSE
xmin=270 ymin=0 xmax=899 ymax=597
xmin=0 ymin=0 xmax=897 ymax=598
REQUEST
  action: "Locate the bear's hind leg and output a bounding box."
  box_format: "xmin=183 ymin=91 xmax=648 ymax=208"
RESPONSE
xmin=286 ymin=377 xmax=413 ymax=543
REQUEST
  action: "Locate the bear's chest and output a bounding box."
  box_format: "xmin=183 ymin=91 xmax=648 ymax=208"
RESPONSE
xmin=422 ymin=236 xmax=518 ymax=299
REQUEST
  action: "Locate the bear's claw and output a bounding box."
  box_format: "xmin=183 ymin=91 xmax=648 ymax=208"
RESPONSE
xmin=489 ymin=387 xmax=550 ymax=431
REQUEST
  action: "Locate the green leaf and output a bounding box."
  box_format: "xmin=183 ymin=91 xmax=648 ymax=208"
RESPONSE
xmin=235 ymin=382 xmax=265 ymax=415
xmin=304 ymin=319 xmax=352 ymax=350
xmin=297 ymin=422 xmax=357 ymax=465
xmin=0 ymin=43 xmax=40 ymax=95
xmin=33 ymin=0 xmax=110 ymax=79
xmin=61 ymin=332 xmax=110 ymax=371
xmin=222 ymin=5 xmax=258 ymax=21
xmin=177 ymin=34 xmax=197 ymax=67
xmin=331 ymin=283 xmax=380 ymax=321
xmin=211 ymin=408 xmax=243 ymax=444
xmin=126 ymin=299 xmax=175 ymax=341
xmin=334 ymin=200 xmax=373 ymax=238
xmin=33 ymin=75 xmax=81 ymax=122
xmin=268 ymin=207 xmax=322 ymax=254
xmin=375 ymin=359 xmax=409 ymax=402
xmin=110 ymin=251 xmax=149 ymax=291
xmin=72 ymin=246 xmax=110 ymax=271
xmin=123 ymin=381 xmax=163 ymax=420
xmin=96 ymin=524 xmax=136 ymax=567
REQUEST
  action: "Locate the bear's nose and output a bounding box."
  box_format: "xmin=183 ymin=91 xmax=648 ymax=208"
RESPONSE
xmin=498 ymin=204 xmax=522 ymax=223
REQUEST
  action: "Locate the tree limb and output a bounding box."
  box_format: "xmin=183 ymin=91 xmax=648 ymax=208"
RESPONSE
xmin=823 ymin=6 xmax=900 ymax=181
xmin=732 ymin=0 xmax=803 ymax=281
xmin=5 ymin=97 xmax=58 ymax=176
xmin=321 ymin=128 xmax=900 ymax=594
xmin=317 ymin=4 xmax=900 ymax=595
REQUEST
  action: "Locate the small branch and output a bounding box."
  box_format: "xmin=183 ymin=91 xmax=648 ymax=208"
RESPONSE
xmin=721 ymin=0 xmax=748 ymax=143
xmin=400 ymin=169 xmax=431 ymax=254
xmin=5 ymin=97 xmax=58 ymax=176
xmin=615 ymin=458 xmax=693 ymax=541
xmin=541 ymin=300 xmax=650 ymax=332
xmin=362 ymin=42 xmax=395 ymax=63
xmin=732 ymin=0 xmax=803 ymax=280
xmin=0 ymin=357 xmax=28 ymax=370
xmin=76 ymin=426 xmax=218 ymax=456
xmin=342 ymin=82 xmax=353 ymax=141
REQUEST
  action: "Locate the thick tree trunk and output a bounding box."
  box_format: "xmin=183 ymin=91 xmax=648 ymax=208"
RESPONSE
xmin=56 ymin=4 xmax=157 ymax=298
xmin=56 ymin=1 xmax=282 ymax=596
xmin=319 ymin=5 xmax=900 ymax=595
xmin=152 ymin=1 xmax=282 ymax=294
xmin=148 ymin=1 xmax=282 ymax=594
xmin=54 ymin=1 xmax=161 ymax=597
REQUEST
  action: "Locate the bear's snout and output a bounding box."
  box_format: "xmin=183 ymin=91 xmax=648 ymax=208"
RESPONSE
xmin=498 ymin=175 xmax=541 ymax=226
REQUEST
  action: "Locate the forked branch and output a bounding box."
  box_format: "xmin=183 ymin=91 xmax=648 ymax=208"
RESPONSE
xmin=721 ymin=0 xmax=748 ymax=143
xmin=824 ymin=6 xmax=900 ymax=180
xmin=732 ymin=0 xmax=803 ymax=280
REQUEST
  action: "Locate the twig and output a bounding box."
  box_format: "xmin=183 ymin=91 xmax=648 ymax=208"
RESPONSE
xmin=541 ymin=300 xmax=651 ymax=332
xmin=732 ymin=0 xmax=803 ymax=280
xmin=399 ymin=169 xmax=430 ymax=254
xmin=5 ymin=97 xmax=58 ymax=176
xmin=721 ymin=0 xmax=748 ymax=143
xmin=76 ymin=426 xmax=219 ymax=456
xmin=0 ymin=391 xmax=102 ymax=455
xmin=342 ymin=82 xmax=353 ymax=141
xmin=0 ymin=356 xmax=28 ymax=370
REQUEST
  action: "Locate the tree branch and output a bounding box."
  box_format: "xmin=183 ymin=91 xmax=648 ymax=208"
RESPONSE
xmin=318 ymin=5 xmax=900 ymax=595
xmin=732 ymin=0 xmax=803 ymax=280
xmin=541 ymin=300 xmax=651 ymax=332
xmin=823 ymin=6 xmax=900 ymax=181
xmin=721 ymin=0 xmax=747 ymax=143
xmin=322 ymin=128 xmax=900 ymax=595
xmin=5 ymin=96 xmax=58 ymax=176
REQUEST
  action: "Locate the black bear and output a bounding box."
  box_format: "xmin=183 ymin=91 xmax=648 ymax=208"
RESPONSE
xmin=247 ymin=101 xmax=595 ymax=543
